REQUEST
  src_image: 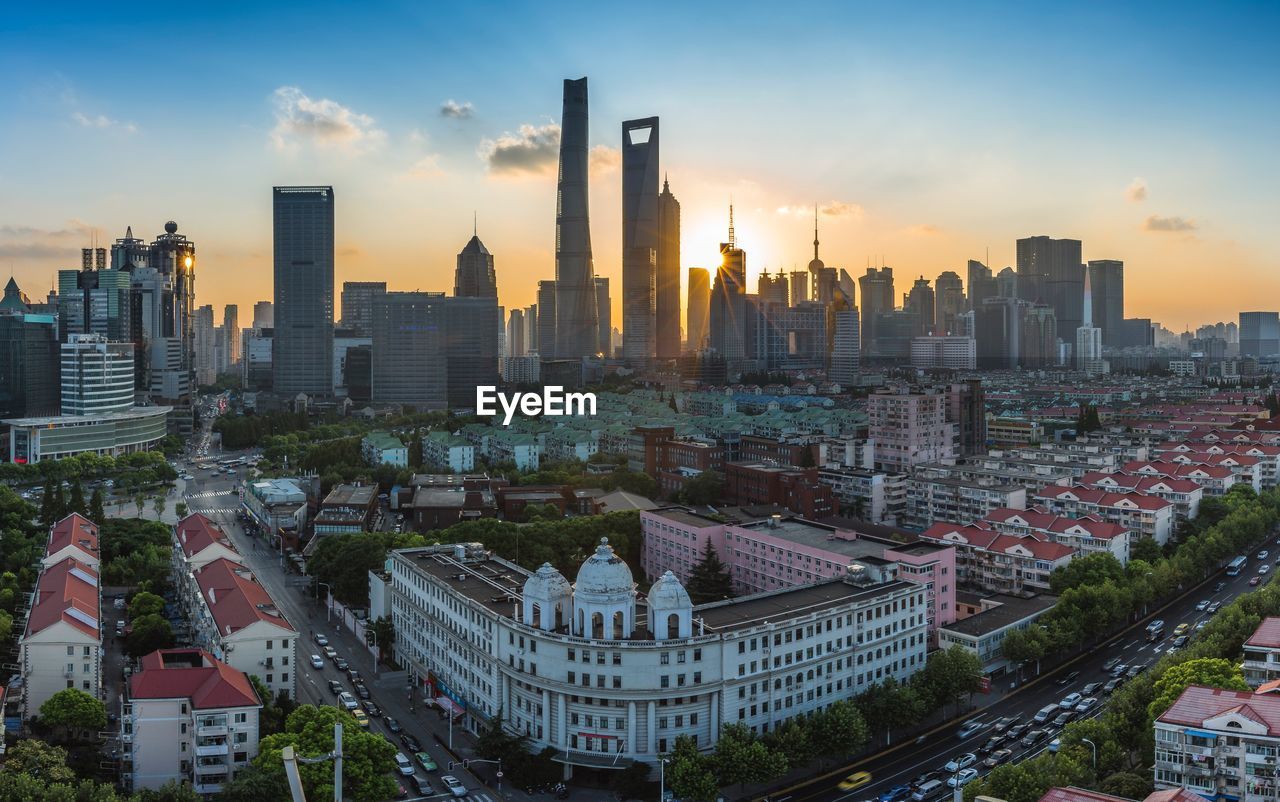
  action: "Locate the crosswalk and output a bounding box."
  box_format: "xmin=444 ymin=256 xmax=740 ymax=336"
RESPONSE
xmin=188 ymin=506 xmax=240 ymax=516
xmin=185 ymin=489 xmax=234 ymax=499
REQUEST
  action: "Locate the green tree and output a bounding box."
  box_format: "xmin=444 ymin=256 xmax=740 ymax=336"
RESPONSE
xmin=88 ymin=487 xmax=107 ymax=525
xmin=134 ymin=779 xmax=203 ymax=801
xmin=1148 ymin=657 xmax=1250 ymax=721
xmin=219 ymin=763 xmax=291 ymax=802
xmin=126 ymin=613 xmax=174 ymax=657
xmin=684 ymin=541 xmax=734 ymax=604
xmin=713 ymin=723 xmax=788 ymax=791
xmin=667 ymin=734 xmax=719 ymax=802
xmin=0 ymin=737 xmax=77 ymax=783
xmin=808 ymin=700 xmax=871 ymax=767
xmin=0 ymin=609 xmax=11 ymax=648
xmin=964 ymin=752 xmax=1090 ymax=802
xmin=764 ymin=718 xmax=813 ymax=770
xmin=254 ymin=705 xmax=398 ymax=802
xmin=134 ymin=491 xmax=146 ymax=517
xmin=1050 ymin=551 xmax=1126 ymax=594
xmin=1100 ymin=771 xmax=1154 ymax=799
xmin=370 ymin=615 xmax=395 ymax=663
xmin=175 ymin=501 xmax=189 ymax=519
xmin=67 ymin=480 xmax=87 ymax=516
xmin=917 ymin=646 xmax=984 ymax=715
xmin=129 ymin=591 xmax=166 ymax=620
xmin=858 ymin=676 xmax=924 ymax=746
xmin=1129 ymin=537 xmax=1164 ymax=564
xmin=676 ymin=470 xmax=724 ymax=505
xmin=39 ymin=688 xmax=107 ymax=742
xmin=153 ymin=493 xmax=167 ymax=520
xmin=1001 ymin=627 xmax=1049 ymax=676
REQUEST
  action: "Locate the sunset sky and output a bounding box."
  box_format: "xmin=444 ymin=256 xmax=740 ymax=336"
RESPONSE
xmin=1 ymin=1 xmax=1277 ymax=332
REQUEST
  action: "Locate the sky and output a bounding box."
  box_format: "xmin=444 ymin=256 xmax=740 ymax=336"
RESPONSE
xmin=1 ymin=1 xmax=1277 ymax=332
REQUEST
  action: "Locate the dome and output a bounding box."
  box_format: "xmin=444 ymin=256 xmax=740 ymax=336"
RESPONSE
xmin=164 ymin=221 xmax=178 ymax=234
xmin=808 ymin=257 xmax=825 ymax=272
xmin=575 ymin=537 xmax=634 ymax=597
xmin=524 ymin=562 xmax=571 ymax=598
xmin=647 ymin=571 xmax=692 ymax=611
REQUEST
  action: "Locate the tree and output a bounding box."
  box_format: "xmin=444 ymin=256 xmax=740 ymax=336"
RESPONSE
xmin=964 ymin=752 xmax=1090 ymax=802
xmin=126 ymin=613 xmax=174 ymax=657
xmin=134 ymin=492 xmax=146 ymax=518
xmin=153 ymin=493 xmax=167 ymax=520
xmin=1129 ymin=537 xmax=1163 ymax=564
xmin=764 ymin=718 xmax=812 ymax=770
xmin=667 ymin=735 xmax=719 ymax=802
xmin=1050 ymin=552 xmax=1126 ymax=594
xmin=917 ymin=646 xmax=984 ymax=715
xmin=220 ymin=763 xmax=292 ymax=802
xmin=1001 ymin=627 xmax=1049 ymax=677
xmin=684 ymin=541 xmax=734 ymax=604
xmin=175 ymin=501 xmax=189 ymax=519
xmin=1101 ymin=771 xmax=1154 ymax=799
xmin=713 ymin=723 xmax=788 ymax=791
xmin=67 ymin=480 xmax=87 ymax=517
xmin=39 ymin=688 xmax=107 ymax=742
xmin=135 ymin=780 xmax=202 ymax=801
xmin=254 ymin=705 xmax=398 ymax=802
xmin=808 ymin=700 xmax=870 ymax=767
xmin=857 ymin=677 xmax=924 ymax=746
xmin=130 ymin=591 xmax=166 ymax=620
xmin=88 ymin=487 xmax=106 ymax=525
xmin=370 ymin=615 xmax=395 ymax=662
xmin=677 ymin=471 xmax=724 ymax=506
xmin=0 ymin=737 xmax=77 ymax=783
xmin=1148 ymin=657 xmax=1250 ymax=721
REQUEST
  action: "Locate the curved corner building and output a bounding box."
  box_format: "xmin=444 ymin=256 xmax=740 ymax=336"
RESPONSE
xmin=553 ymin=78 xmax=599 ymax=359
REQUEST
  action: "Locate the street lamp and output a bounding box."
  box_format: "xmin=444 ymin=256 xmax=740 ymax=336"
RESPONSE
xmin=317 ymin=582 xmax=333 ymax=623
xmin=1081 ymin=737 xmax=1097 ymax=772
xmin=658 ymin=756 xmax=671 ymax=802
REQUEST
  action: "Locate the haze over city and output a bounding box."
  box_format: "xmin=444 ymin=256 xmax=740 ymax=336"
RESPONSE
xmin=1 ymin=1 xmax=1277 ymax=329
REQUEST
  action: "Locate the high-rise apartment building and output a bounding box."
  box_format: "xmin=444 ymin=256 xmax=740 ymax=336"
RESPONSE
xmin=904 ymin=277 xmax=935 ymax=335
xmin=273 ymin=186 xmax=335 ymax=398
xmin=1020 ymin=302 xmax=1058 ymax=368
xmin=594 ymin=277 xmax=611 ymax=357
xmin=685 ymin=268 xmax=710 ymax=353
xmin=445 ymin=297 xmax=500 ymax=408
xmin=252 ymin=301 xmax=274 ymax=330
xmin=371 ymin=292 xmax=448 ymax=408
xmin=222 ymin=305 xmax=240 ymax=367
xmin=1240 ymin=312 xmax=1280 ymax=357
xmin=789 ymin=270 xmax=810 ymax=305
xmin=934 ymin=271 xmax=965 ymax=336
xmin=830 ymin=307 xmax=861 ymax=386
xmin=339 ymin=282 xmax=385 ymax=337
xmin=193 ymin=305 xmax=215 ymax=386
xmin=60 ymin=334 xmax=134 ymax=416
xmin=1017 ymin=235 xmax=1083 ymax=334
xmin=536 ymin=280 xmax=557 ymax=357
xmin=709 ymin=209 xmax=747 ymax=363
xmin=454 ymin=233 xmax=497 ymax=298
xmin=553 ymin=78 xmax=598 ymax=359
xmin=1086 ymin=259 xmax=1124 ymax=346
xmin=506 ymin=309 xmax=526 ymax=358
xmin=622 ymin=116 xmax=659 ymax=365
xmin=656 ymin=177 xmax=681 ymax=360
xmin=858 ymin=267 xmax=895 ymax=359
xmin=966 ymin=260 xmax=995 ymax=311
xmin=868 ymin=390 xmax=959 ymax=473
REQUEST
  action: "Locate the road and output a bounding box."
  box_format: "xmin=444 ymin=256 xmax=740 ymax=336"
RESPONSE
xmin=778 ymin=550 xmax=1278 ymax=802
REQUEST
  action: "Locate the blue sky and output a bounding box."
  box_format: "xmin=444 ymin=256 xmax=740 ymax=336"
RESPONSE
xmin=1 ymin=1 xmax=1276 ymax=327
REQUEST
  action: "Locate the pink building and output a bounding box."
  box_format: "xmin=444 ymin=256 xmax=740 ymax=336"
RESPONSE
xmin=640 ymin=508 xmax=956 ymax=644
xmin=868 ymin=390 xmax=959 ymax=473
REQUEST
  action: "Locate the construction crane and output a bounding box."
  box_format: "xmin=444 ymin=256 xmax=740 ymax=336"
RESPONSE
xmin=282 ymin=722 xmax=344 ymax=802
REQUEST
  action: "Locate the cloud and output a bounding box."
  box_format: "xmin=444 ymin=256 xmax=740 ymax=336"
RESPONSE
xmin=589 ymin=145 xmax=620 ymax=176
xmin=775 ymin=201 xmax=864 ymax=220
xmin=906 ymin=223 xmax=942 ymax=237
xmin=1143 ymin=214 xmax=1197 ymax=232
xmin=405 ymin=154 xmax=444 ymax=180
xmin=71 ymin=111 xmax=137 ymax=133
xmin=337 ymin=245 xmax=362 ymax=257
xmin=1127 ymin=177 xmax=1148 ymax=202
xmin=440 ymin=99 xmax=475 ymax=119
xmin=270 ymin=86 xmax=385 ymax=152
xmin=480 ymin=122 xmax=560 ymax=176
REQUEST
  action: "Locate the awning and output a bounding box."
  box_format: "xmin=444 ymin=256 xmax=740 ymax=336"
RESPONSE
xmin=550 ymin=750 xmax=635 ymax=769
xmin=435 ymin=696 xmax=465 ymax=718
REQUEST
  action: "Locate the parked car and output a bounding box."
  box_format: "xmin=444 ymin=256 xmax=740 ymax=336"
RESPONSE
xmin=948 ymin=769 xmax=978 ymax=789
xmin=385 ymin=717 xmax=402 ymax=734
xmin=944 ymin=753 xmax=976 ymax=773
xmin=983 ymin=749 xmax=1013 ymax=769
xmin=839 ymin=772 xmax=873 ymax=791
xmin=416 ymin=752 xmax=438 ymax=772
xmin=394 ymin=753 xmax=414 ymax=776
xmin=400 ymin=733 xmax=423 ymax=752
xmin=1021 ymin=729 xmax=1048 ymax=748
xmin=441 ymin=776 xmax=468 ymax=798
xmin=310 ymin=654 xmax=325 ymax=669
xmin=338 ymin=692 xmax=358 ymax=711
xmin=1059 ymin=692 xmax=1083 ymax=710
xmin=328 ymin=680 xmax=343 ymax=695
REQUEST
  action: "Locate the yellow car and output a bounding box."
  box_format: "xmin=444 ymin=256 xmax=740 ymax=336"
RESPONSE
xmin=1173 ymin=623 xmax=1190 ymax=637
xmin=838 ymin=772 xmax=872 ymax=791
xmin=352 ymin=709 xmax=370 ymax=729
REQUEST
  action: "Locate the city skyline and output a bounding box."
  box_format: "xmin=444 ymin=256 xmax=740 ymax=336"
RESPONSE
xmin=1 ymin=2 xmax=1277 ymax=330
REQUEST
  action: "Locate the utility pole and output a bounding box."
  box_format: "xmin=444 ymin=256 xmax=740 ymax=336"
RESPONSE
xmin=282 ymin=723 xmax=344 ymax=802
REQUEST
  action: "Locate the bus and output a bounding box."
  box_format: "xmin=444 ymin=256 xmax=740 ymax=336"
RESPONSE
xmin=1228 ymin=556 xmax=1248 ymax=576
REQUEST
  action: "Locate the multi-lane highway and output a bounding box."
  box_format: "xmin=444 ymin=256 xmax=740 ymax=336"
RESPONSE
xmin=773 ymin=550 xmax=1278 ymax=802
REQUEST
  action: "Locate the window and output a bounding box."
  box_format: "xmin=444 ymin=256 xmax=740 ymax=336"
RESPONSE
xmin=67 ymin=646 xmax=74 ymax=656
xmin=266 ymin=640 xmax=273 ymax=650
xmin=660 ymin=653 xmax=670 ymax=665
xmin=661 ymin=676 xmax=670 ymax=689
xmin=266 ymin=674 xmax=273 ymax=683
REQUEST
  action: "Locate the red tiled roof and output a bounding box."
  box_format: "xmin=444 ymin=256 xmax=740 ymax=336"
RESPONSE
xmin=1079 ymin=472 xmax=1203 ymax=495
xmin=985 ymin=506 xmax=1129 ymax=540
xmin=130 ymin=649 xmax=261 ymax=710
xmin=1034 ymin=484 xmax=1172 ymax=511
xmin=47 ymin=513 xmax=99 ymax=560
xmin=1039 ymin=787 xmax=1133 ymax=802
xmin=175 ymin=513 xmax=239 ymax=559
xmin=1157 ymin=685 xmax=1280 ymax=736
xmin=194 ymin=558 xmax=295 ymax=636
xmin=1246 ymin=617 xmax=1280 ymax=649
xmin=1123 ymin=460 xmax=1235 ymax=480
xmin=24 ymin=557 xmax=100 ymax=638
xmin=919 ymin=522 xmax=1074 ymax=560
xmin=1143 ymin=789 xmax=1218 ymax=802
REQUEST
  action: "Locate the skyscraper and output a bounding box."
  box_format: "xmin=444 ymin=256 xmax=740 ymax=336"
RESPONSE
xmin=222 ymin=305 xmax=240 ymax=367
xmin=1017 ymin=235 xmax=1083 ymax=334
xmin=656 ymin=177 xmax=681 ymax=360
xmin=454 ymin=231 xmax=497 ymax=298
xmin=966 ymin=259 xmax=995 ymax=311
xmin=445 ymin=297 xmax=500 ymax=408
xmin=622 ymin=116 xmax=659 ymax=365
xmin=193 ymin=305 xmax=215 ymax=386
xmin=789 ymin=271 xmax=809 ymax=305
xmin=273 ymin=186 xmax=335 ymax=397
xmin=536 ymin=280 xmax=557 ymax=357
xmin=0 ymin=280 xmax=60 ymax=422
xmin=1076 ymin=270 xmax=1105 ymax=375
xmin=340 ymin=281 xmax=385 ymax=337
xmin=506 ymin=308 xmax=526 ymax=357
xmin=370 ymin=292 xmax=447 ymax=408
xmin=1240 ymin=312 xmax=1280 ymax=357
xmin=709 ymin=208 xmax=747 ymax=363
xmin=252 ymin=301 xmax=274 ymax=330
xmin=147 ymin=222 xmax=197 ymax=407
xmin=757 ymin=271 xmax=788 ymax=306
xmin=995 ymin=267 xmax=1017 ymax=299
xmin=686 ymin=268 xmax=710 ymax=352
xmin=857 ymin=267 xmax=894 ymax=359
xmin=553 ymin=78 xmax=598 ymax=359
xmin=830 ymin=307 xmax=861 ymax=386
xmin=1086 ymin=260 xmax=1124 ymax=346
xmin=60 ymin=334 xmax=134 ymax=416
xmin=594 ymin=277 xmax=611 ymax=357
xmin=904 ymin=277 xmax=935 ymax=336
xmin=934 ymin=271 xmax=965 ymax=336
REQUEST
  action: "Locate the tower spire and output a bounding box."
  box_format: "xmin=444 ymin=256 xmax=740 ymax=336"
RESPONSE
xmin=814 ymin=204 xmax=820 ymax=262
xmin=473 ymin=211 xmax=477 ymax=237
xmin=728 ymin=203 xmax=735 ymax=250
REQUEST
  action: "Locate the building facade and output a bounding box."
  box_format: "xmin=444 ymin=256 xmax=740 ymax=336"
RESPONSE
xmin=273 ymin=186 xmax=335 ymax=398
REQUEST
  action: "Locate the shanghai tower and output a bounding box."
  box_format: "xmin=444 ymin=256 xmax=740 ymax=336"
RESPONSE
xmin=553 ymin=77 xmax=599 ymax=358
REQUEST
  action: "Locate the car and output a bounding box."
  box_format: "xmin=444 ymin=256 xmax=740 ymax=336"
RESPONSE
xmin=1021 ymin=728 xmax=1048 ymax=748
xmin=1215 ymin=581 xmax=1228 ymax=592
xmin=948 ymin=769 xmax=978 ymax=789
xmin=354 ymin=684 xmax=371 ymax=700
xmin=400 ymin=733 xmax=423 ymax=752
xmin=391 ymin=777 xmax=408 ymax=799
xmin=979 ymin=736 xmax=1004 ymax=754
xmin=311 ymin=654 xmax=325 ymax=669
xmin=1049 ymin=737 xmax=1062 ymax=753
xmin=1262 ymin=565 xmax=1272 ymax=575
xmin=1052 ymin=711 xmax=1075 ymax=728
xmin=992 ymin=716 xmax=1019 ymax=733
xmin=910 ymin=770 xmax=943 ymax=789
xmin=1196 ymin=600 xmax=1211 ymax=611
xmin=839 ymin=772 xmax=873 ymax=791
xmin=385 ymin=717 xmax=403 ymax=734
xmin=412 ymin=776 xmax=433 ymax=796
xmin=1173 ymin=623 xmax=1190 ymax=637
xmin=352 ymin=709 xmax=370 ymax=728
xmin=415 ymin=752 xmax=438 ymax=772
xmin=348 ymin=668 xmax=361 ymax=683
xmin=323 ymin=646 xmax=338 ymax=660
xmin=314 ymin=633 xmax=329 ymax=647
xmin=362 ymin=701 xmax=382 ymax=717
xmin=1102 ymin=657 xmax=1122 ymax=672
xmin=1056 ymin=670 xmax=1080 ymax=686
xmin=328 ymin=680 xmax=343 ymax=695
xmin=338 ymin=692 xmax=358 ymax=711
xmin=334 ymin=657 xmax=349 ymax=671
xmin=394 ymin=752 xmax=414 ymax=776
xmin=1196 ymin=621 xmax=1209 ymax=632
xmin=1082 ymin=682 xmax=1102 ymax=696
xmin=1251 ymin=576 xmax=1263 ymax=586
xmin=1059 ymin=692 xmax=1083 ymax=709
xmin=1172 ymin=635 xmax=1189 ymax=649
xmin=1127 ymin=664 xmax=1146 ymax=678
xmin=880 ymin=785 xmax=912 ymax=802
xmin=983 ymin=749 xmax=1013 ymax=769
xmin=1260 ymin=550 xmax=1270 ymax=560
xmin=1006 ymin=723 xmax=1028 ymax=740
xmin=1209 ymin=601 xmax=1223 ymax=613
xmin=441 ymin=775 xmax=468 ymax=797
xmin=1076 ymin=697 xmax=1099 ymax=713
xmin=943 ymin=753 xmax=976 ymax=773
xmin=957 ymin=720 xmax=985 ymax=739
xmin=1111 ymin=664 xmax=1129 ymax=678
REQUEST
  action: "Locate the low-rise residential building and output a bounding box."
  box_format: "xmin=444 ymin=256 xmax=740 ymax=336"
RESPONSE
xmin=1153 ymin=684 xmax=1280 ymax=800
xmin=1244 ymin=618 xmax=1280 ymax=687
xmin=1033 ymin=484 xmax=1175 ymax=545
xmin=868 ymin=390 xmax=959 ymax=473
xmin=362 ymin=431 xmax=407 ymax=467
xmin=918 ymin=520 xmax=1076 ymax=594
xmin=1156 ymin=441 xmax=1280 ymax=489
xmin=986 ymin=416 xmax=1045 ymax=446
xmin=187 ymin=558 xmax=298 ymax=700
xmin=172 ymin=513 xmax=243 ymax=605
xmin=313 ymin=484 xmax=378 ymax=535
xmin=491 ymin=431 xmax=542 ymax=471
xmin=423 ymin=430 xmax=477 ymax=473
xmin=723 ymin=462 xmax=835 ymax=519
xmin=18 ymin=557 xmax=102 ymax=719
xmin=905 ymin=473 xmax=1028 ymax=530
xmin=407 ymin=475 xmax=497 ymax=531
xmin=43 ymin=513 xmax=100 ymax=569
xmin=816 ymin=467 xmax=907 ymax=525
xmin=1079 ymin=471 xmax=1204 ymax=521
xmin=123 ymin=648 xmax=262 ymax=795
xmin=983 ymin=507 xmax=1131 ymax=564
xmin=242 ymin=478 xmax=308 ymax=549
xmin=937 ymin=593 xmax=1058 ymax=676
xmin=1122 ymin=460 xmax=1241 ymax=497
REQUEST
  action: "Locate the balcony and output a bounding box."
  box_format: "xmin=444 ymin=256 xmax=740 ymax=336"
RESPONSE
xmin=196 ymin=724 xmax=228 ymax=737
xmin=193 ymin=781 xmax=225 ymax=795
xmin=195 ymin=741 xmax=229 ymax=757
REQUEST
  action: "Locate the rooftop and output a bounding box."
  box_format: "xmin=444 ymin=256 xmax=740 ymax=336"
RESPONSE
xmin=364 ymin=431 xmax=404 ymax=450
xmin=1157 ymin=684 xmax=1280 ymax=737
xmin=2 ymin=405 xmax=172 ymax=427
xmin=194 ymin=558 xmax=296 ymax=637
xmin=1246 ymin=617 xmax=1280 ymax=649
xmin=47 ymin=513 xmax=99 ymax=560
xmin=175 ymin=513 xmax=239 ymax=559
xmin=321 ymin=484 xmax=377 ymax=508
xmin=736 ymin=516 xmax=897 ymax=564
xmin=943 ymin=593 xmax=1058 ymax=637
xmin=24 ymin=557 xmax=100 ymax=638
xmin=696 ymin=578 xmax=918 ymax=633
xmin=130 ymin=648 xmax=261 ymax=710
